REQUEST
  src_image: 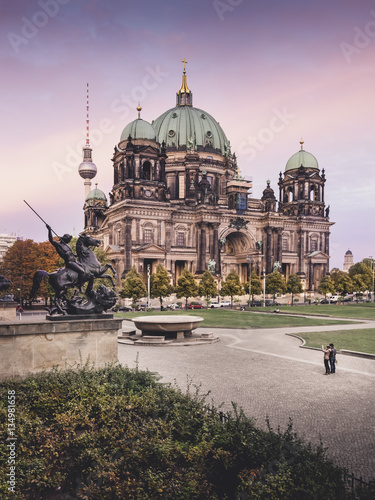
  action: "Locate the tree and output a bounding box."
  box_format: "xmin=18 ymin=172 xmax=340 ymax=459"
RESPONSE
xmin=220 ymin=269 xmax=244 ymax=308
xmin=0 ymin=239 xmax=60 ymax=304
xmin=243 ymin=271 xmax=262 ymax=305
xmin=330 ymin=270 xmax=353 ymax=296
xmin=175 ymin=269 xmax=199 ymax=309
xmin=351 ymin=275 xmax=367 ymax=298
xmin=318 ymin=275 xmax=335 ymax=299
xmin=265 ymin=272 xmax=286 ymax=302
xmin=286 ymin=274 xmax=303 ymax=306
xmin=334 ymin=273 xmax=354 ymax=296
xmin=150 ymin=264 xmax=174 ymax=309
xmin=198 ymin=270 xmax=218 ymax=307
xmin=348 ymin=261 xmax=372 ymax=291
xmin=120 ymin=266 xmax=147 ymax=305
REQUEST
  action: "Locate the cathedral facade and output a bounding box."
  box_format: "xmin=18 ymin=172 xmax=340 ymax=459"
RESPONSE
xmin=80 ymin=67 xmax=334 ymax=291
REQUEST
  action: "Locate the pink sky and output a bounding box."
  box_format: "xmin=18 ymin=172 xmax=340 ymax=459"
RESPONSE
xmin=1 ymin=0 xmax=374 ymax=269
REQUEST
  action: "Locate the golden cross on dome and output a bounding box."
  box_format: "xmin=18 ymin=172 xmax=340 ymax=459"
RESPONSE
xmin=181 ymin=58 xmax=187 ymax=73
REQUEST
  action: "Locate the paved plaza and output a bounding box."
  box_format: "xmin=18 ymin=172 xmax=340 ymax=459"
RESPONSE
xmin=118 ymin=317 xmax=375 ymax=482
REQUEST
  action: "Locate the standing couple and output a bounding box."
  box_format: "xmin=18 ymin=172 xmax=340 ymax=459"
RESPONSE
xmin=322 ymin=343 xmax=337 ymax=375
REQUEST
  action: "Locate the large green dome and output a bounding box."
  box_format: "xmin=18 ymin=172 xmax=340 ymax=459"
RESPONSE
xmin=120 ymin=117 xmax=156 ymax=142
xmin=152 ymin=106 xmax=230 ymax=155
xmin=286 ymin=142 xmax=319 ymax=172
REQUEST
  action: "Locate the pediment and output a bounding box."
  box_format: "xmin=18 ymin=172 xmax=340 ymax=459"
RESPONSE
xmin=134 ymin=243 xmax=166 ymax=254
xmin=307 ymin=250 xmax=329 ymax=261
xmin=105 ymin=244 xmax=122 ymax=254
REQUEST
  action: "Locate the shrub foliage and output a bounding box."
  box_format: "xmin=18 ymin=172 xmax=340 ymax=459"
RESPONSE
xmin=0 ymin=364 xmax=361 ymax=499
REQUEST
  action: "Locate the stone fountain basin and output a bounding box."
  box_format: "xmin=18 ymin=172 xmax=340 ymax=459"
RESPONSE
xmin=133 ymin=315 xmax=204 ymax=336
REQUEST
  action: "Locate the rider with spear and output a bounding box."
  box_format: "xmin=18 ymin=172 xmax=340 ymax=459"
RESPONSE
xmin=24 ymin=200 xmax=85 ymax=291
xmin=46 ymin=225 xmax=85 ymax=291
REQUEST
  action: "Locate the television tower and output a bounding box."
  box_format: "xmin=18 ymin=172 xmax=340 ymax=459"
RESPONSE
xmin=78 ymin=83 xmax=97 ymax=199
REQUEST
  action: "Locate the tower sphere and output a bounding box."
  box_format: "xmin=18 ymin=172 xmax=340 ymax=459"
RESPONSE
xmin=78 ymin=160 xmax=97 ymax=180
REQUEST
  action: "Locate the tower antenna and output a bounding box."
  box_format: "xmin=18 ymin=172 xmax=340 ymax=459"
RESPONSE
xmin=86 ymin=82 xmax=90 ymax=146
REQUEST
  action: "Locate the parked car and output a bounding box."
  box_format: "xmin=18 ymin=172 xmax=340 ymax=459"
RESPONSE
xmin=136 ymin=303 xmax=148 ymax=311
xmin=119 ymin=305 xmax=133 ymax=312
xmin=210 ymin=301 xmax=221 ymax=308
xmin=320 ymin=297 xmax=338 ymax=304
xmin=219 ymin=300 xmax=231 ymax=307
xmin=265 ymin=299 xmax=280 ymax=307
xmin=210 ymin=300 xmax=230 ymax=308
xmin=187 ymin=302 xmax=204 ymax=309
xmin=168 ymin=302 xmax=181 ymax=310
xmin=251 ymin=300 xmax=263 ymax=307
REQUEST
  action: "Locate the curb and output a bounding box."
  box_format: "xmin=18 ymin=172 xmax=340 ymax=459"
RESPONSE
xmin=285 ymin=333 xmax=375 ymax=360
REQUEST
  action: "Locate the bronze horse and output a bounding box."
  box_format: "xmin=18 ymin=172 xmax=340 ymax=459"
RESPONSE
xmin=30 ymin=233 xmax=116 ymax=306
xmin=0 ymin=275 xmax=12 ymax=292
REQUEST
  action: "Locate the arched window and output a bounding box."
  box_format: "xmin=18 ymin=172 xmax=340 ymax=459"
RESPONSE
xmin=115 ymin=224 xmax=122 ymax=246
xmin=288 ymin=188 xmax=293 ymax=202
xmin=143 ymin=161 xmax=151 ymax=180
xmin=310 ymin=234 xmax=319 ymax=252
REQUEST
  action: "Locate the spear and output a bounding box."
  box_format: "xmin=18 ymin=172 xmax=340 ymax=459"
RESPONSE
xmin=23 ymin=200 xmax=60 ymax=238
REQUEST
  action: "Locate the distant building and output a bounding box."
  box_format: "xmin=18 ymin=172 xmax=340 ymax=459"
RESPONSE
xmin=80 ymin=65 xmax=334 ymax=291
xmin=343 ymin=249 xmax=354 ymax=272
xmin=0 ymin=233 xmax=21 ymax=261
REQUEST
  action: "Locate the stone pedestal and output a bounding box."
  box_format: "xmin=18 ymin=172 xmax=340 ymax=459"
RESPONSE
xmin=0 ymin=317 xmax=122 ymax=380
xmin=0 ymin=301 xmax=17 ymax=321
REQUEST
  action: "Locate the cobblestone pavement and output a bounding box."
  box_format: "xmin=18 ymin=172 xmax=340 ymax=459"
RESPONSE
xmin=118 ymin=319 xmax=375 ymax=481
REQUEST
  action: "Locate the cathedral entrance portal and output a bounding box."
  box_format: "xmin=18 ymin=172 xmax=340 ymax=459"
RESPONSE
xmin=221 ymin=231 xmax=255 ymax=283
xmin=174 ymin=260 xmax=187 ymax=285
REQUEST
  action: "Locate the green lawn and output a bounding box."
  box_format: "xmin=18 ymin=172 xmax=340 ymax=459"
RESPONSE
xmin=115 ymin=308 xmax=356 ymax=329
xmin=299 ymin=329 xmax=375 ymax=354
xmin=277 ymin=303 xmax=375 ymax=320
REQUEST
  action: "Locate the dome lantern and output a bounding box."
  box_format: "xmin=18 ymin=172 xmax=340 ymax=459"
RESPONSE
xmin=176 ymin=58 xmax=192 ymax=107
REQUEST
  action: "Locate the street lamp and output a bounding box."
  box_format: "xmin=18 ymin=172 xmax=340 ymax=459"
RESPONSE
xmin=147 ymin=264 xmax=151 ymax=308
xmin=247 ymin=255 xmax=253 ymax=307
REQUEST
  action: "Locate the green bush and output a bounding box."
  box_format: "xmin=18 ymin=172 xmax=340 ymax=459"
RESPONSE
xmin=0 ymin=364 xmax=363 ymax=499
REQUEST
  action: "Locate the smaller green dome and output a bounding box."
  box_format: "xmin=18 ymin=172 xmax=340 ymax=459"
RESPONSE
xmin=86 ymin=187 xmax=107 ymax=202
xmin=285 ymin=149 xmax=319 ymax=172
xmin=285 ymin=142 xmax=319 ymax=172
xmin=120 ymin=118 xmax=156 ymax=142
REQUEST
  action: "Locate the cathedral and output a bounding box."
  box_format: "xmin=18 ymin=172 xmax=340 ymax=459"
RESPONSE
xmin=79 ymin=65 xmax=334 ymax=291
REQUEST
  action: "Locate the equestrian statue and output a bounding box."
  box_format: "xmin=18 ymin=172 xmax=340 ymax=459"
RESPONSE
xmin=25 ymin=201 xmax=117 ymax=316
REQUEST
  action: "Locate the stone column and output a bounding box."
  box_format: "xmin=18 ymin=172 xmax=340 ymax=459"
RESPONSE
xmin=197 ymin=222 xmax=207 ymax=273
xmin=124 ymin=216 xmax=133 ymax=272
xmin=108 ymin=223 xmax=113 ymax=245
xmin=165 ymin=220 xmax=172 ymax=253
xmin=186 ymin=170 xmax=190 ymax=197
xmin=175 ymin=173 xmax=179 ymax=199
xmin=266 ymin=227 xmax=273 ymax=274
xmin=325 ymin=232 xmax=330 ymax=256
xmin=277 ymin=230 xmax=283 ymax=264
xmin=157 ymin=220 xmax=161 ymax=246
xmin=213 ymin=225 xmax=219 ymax=267
xmin=298 ymin=230 xmax=305 ymax=274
